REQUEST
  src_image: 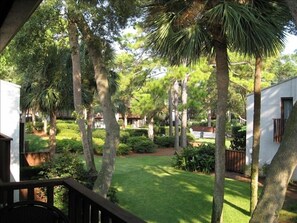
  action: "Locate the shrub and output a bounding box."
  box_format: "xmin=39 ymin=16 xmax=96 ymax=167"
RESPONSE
xmin=92 ymin=129 xmax=106 ymax=139
xmin=119 ymin=131 xmax=130 ymax=143
xmin=127 ymin=136 xmax=157 ymax=153
xmin=154 ymin=136 xmax=175 ymax=147
xmin=39 ymin=152 xmax=93 ymax=211
xmin=34 ymin=121 xmax=44 ymax=131
xmin=173 ymin=143 xmax=215 ymax=173
xmin=230 ymin=125 xmax=246 ymax=150
xmin=117 ymin=143 xmax=132 ymax=155
xmin=56 ymin=139 xmax=82 ymax=153
xmin=93 ymin=138 xmax=105 ymax=155
xmin=154 ymin=126 xmax=166 ymax=136
xmin=125 ymin=129 xmax=148 ymax=137
xmin=25 ymin=122 xmax=34 ymax=134
xmin=56 ymin=128 xmax=80 ymax=140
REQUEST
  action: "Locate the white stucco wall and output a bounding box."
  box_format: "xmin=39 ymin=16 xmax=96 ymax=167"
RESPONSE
xmin=246 ymin=77 xmax=297 ymax=180
xmin=0 ymin=80 xmax=20 ymax=182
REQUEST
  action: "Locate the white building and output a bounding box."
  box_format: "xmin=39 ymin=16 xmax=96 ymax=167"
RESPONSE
xmin=0 ymin=80 xmax=21 ymax=182
xmin=246 ymin=77 xmax=297 ymax=180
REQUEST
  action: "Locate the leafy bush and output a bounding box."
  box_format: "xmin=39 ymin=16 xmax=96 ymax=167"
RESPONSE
xmin=56 ymin=139 xmax=82 ymax=153
xmin=92 ymin=129 xmax=106 ymax=139
xmin=25 ymin=134 xmax=48 ymax=152
xmin=154 ymin=136 xmax=175 ymax=147
xmin=93 ymin=138 xmax=105 ymax=155
xmin=39 ymin=152 xmax=93 ymax=211
xmin=119 ymin=131 xmax=130 ymax=143
xmin=230 ymin=125 xmax=246 ymax=150
xmin=125 ymin=129 xmax=148 ymax=137
xmin=154 ymin=126 xmax=166 ymax=136
xmin=34 ymin=121 xmax=44 ymax=131
xmin=127 ymin=136 xmax=157 ymax=153
xmin=56 ymin=128 xmax=80 ymax=140
xmin=173 ymin=143 xmax=215 ymax=173
xmin=57 ymin=120 xmax=79 ymax=131
xmin=25 ymin=122 xmax=34 ymax=134
xmin=117 ymin=143 xmax=132 ymax=155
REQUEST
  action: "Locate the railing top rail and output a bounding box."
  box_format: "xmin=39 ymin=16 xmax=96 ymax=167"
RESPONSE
xmin=0 ymin=178 xmax=67 ymax=190
xmin=0 ymin=133 xmax=12 ymax=141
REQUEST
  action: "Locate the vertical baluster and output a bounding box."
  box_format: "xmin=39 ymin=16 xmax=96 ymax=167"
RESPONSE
xmin=82 ymin=199 xmax=90 ymax=223
xmin=68 ymin=189 xmax=77 ymax=223
xmin=28 ymin=186 xmax=35 ymax=201
xmin=7 ymin=188 xmax=14 ymax=205
xmin=47 ymin=185 xmax=54 ymax=205
xmin=91 ymin=206 xmax=99 ymax=223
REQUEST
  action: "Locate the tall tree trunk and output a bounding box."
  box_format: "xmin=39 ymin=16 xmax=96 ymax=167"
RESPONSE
xmin=43 ymin=115 xmax=48 ymax=134
xmin=173 ymin=80 xmax=180 ymax=151
xmin=169 ymin=88 xmax=173 ymax=136
xmin=181 ymin=74 xmax=188 ymax=148
xmin=250 ymin=4 xmax=297 ymax=222
xmin=68 ymin=17 xmax=96 ymax=173
xmin=86 ymin=105 xmax=94 ymax=161
xmin=250 ymin=101 xmax=297 ymax=223
xmin=49 ymin=110 xmax=57 ymax=157
xmin=123 ymin=113 xmax=128 ymax=129
xmin=211 ymin=35 xmax=229 ymax=223
xmin=148 ymin=117 xmax=154 ymax=141
xmin=73 ymin=12 xmax=120 ymax=198
xmin=285 ymin=0 xmax=297 ymax=26
xmin=250 ymin=57 xmax=262 ymax=214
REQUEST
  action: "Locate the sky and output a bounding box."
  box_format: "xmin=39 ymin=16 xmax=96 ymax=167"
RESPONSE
xmin=282 ymin=34 xmax=297 ymax=54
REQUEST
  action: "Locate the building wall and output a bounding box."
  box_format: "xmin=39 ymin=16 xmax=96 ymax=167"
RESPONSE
xmin=246 ymin=77 xmax=297 ymax=180
xmin=0 ymin=80 xmax=20 ymax=182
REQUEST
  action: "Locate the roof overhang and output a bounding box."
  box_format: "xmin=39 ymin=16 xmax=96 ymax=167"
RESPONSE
xmin=0 ymin=0 xmax=42 ymax=52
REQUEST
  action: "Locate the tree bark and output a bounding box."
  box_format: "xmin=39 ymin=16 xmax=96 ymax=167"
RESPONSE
xmin=73 ymin=12 xmax=120 ymax=198
xmin=173 ymin=80 xmax=180 ymax=151
xmin=211 ymin=34 xmax=229 ymax=223
xmin=250 ymin=101 xmax=297 ymax=222
xmin=285 ymin=0 xmax=297 ymax=26
xmin=86 ymin=105 xmax=94 ymax=161
xmin=169 ymin=88 xmax=173 ymax=136
xmin=148 ymin=117 xmax=154 ymax=141
xmin=67 ymin=17 xmax=96 ymax=173
xmin=48 ymin=110 xmax=57 ymax=157
xmin=250 ymin=57 xmax=262 ymax=214
xmin=181 ymin=74 xmax=188 ymax=148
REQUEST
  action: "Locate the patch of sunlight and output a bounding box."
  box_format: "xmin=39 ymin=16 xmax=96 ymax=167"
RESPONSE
xmin=179 ymin=181 xmax=203 ymax=194
xmin=143 ymin=165 xmax=180 ymax=177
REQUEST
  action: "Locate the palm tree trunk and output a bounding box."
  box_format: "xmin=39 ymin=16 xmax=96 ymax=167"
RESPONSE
xmin=49 ymin=110 xmax=57 ymax=157
xmin=169 ymin=88 xmax=173 ymax=136
xmin=68 ymin=17 xmax=96 ymax=173
xmin=211 ymin=35 xmax=229 ymax=223
xmin=250 ymin=57 xmax=262 ymax=214
xmin=173 ymin=80 xmax=180 ymax=151
xmin=181 ymin=75 xmax=188 ymax=148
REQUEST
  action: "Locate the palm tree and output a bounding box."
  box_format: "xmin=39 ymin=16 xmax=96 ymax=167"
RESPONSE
xmin=144 ymin=1 xmax=285 ymax=222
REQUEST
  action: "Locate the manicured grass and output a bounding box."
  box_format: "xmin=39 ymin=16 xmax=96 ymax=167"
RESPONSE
xmin=93 ymin=155 xmax=251 ymax=223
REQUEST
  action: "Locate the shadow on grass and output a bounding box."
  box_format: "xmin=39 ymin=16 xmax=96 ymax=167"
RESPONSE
xmin=224 ymin=199 xmax=250 ymax=216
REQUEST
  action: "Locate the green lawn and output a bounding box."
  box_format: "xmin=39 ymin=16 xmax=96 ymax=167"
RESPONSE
xmin=94 ymin=155 xmax=251 ymax=223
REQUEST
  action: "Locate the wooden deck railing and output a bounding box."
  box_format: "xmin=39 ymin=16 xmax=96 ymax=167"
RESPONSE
xmin=0 ymin=178 xmax=146 ymax=223
xmin=273 ymin=118 xmax=286 ymax=143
